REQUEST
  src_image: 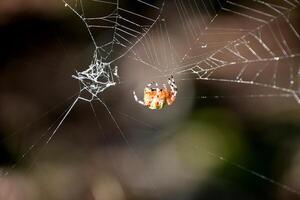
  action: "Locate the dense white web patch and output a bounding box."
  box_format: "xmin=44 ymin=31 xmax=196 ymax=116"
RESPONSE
xmin=72 ymin=51 xmax=119 ymax=99
xmin=62 ymin=0 xmax=165 ymax=97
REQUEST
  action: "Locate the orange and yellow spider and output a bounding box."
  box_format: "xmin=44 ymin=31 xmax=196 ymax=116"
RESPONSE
xmin=133 ymin=76 xmax=177 ymax=110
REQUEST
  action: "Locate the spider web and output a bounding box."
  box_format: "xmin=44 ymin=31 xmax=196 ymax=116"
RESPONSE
xmin=62 ymin=0 xmax=165 ymax=98
xmin=128 ymin=0 xmax=300 ymax=103
xmin=63 ymin=0 xmax=164 ymax=62
xmin=2 ymin=0 xmax=300 ymax=199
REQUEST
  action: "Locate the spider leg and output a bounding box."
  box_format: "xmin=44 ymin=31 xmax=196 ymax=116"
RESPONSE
xmin=168 ymin=76 xmax=178 ymax=98
xmin=163 ymin=84 xmax=167 ymax=90
xmin=146 ymin=82 xmax=153 ymax=88
xmin=156 ymin=87 xmax=160 ymax=96
xmin=133 ymin=91 xmax=145 ymax=106
xmin=168 ymin=76 xmax=177 ymax=91
xmin=147 ymin=81 xmax=157 ymax=88
xmin=167 ymin=78 xmax=171 ymax=88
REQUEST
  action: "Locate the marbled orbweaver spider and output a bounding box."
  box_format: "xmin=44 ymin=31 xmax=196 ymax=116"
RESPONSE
xmin=133 ymin=76 xmax=178 ymax=110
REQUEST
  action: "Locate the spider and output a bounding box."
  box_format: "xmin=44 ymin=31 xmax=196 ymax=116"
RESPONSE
xmin=133 ymin=76 xmax=178 ymax=110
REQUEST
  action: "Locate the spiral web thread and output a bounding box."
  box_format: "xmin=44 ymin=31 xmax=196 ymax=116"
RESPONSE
xmin=129 ymin=0 xmax=300 ymax=103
